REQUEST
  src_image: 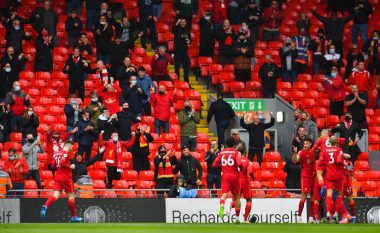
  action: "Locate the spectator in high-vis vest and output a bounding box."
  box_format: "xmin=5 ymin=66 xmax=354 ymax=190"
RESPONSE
xmin=0 ymin=166 xmax=12 ymax=198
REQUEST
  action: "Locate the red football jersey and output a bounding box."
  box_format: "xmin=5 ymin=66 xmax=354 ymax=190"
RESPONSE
xmin=313 ymin=137 xmax=346 ymax=150
xmin=212 ymin=148 xmax=242 ymax=176
xmin=239 ymin=156 xmax=251 ymax=181
xmin=53 ymin=150 xmax=72 ymax=180
xmin=318 ymin=146 xmax=345 ymax=180
xmin=298 ymin=149 xmax=315 ymax=178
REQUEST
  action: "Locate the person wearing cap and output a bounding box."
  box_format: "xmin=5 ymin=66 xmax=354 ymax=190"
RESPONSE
xmin=308 ymin=28 xmax=329 ymax=75
xmin=199 ymin=10 xmax=215 ymax=57
xmin=178 ymin=100 xmax=200 ymax=151
xmin=137 ymin=66 xmax=156 ymax=116
xmin=154 ymin=145 xmax=177 ymax=197
xmin=232 ymin=32 xmax=253 ymax=84
xmin=322 ymin=66 xmax=345 ymax=118
xmin=240 ymin=111 xmax=275 ymax=165
xmin=109 ymin=36 xmax=129 ymax=78
xmin=173 ymin=145 xmax=203 ymax=189
xmin=65 ymin=10 xmax=83 ymax=48
xmin=3 ymin=148 xmax=29 ymax=197
xmin=207 ymin=93 xmax=235 ymax=147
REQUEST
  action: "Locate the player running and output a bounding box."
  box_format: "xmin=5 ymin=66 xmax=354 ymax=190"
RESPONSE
xmin=41 ymin=140 xmax=82 ymax=222
xmin=212 ymin=137 xmax=243 ymax=223
xmin=228 ymin=142 xmax=254 ymax=223
xmin=317 ymin=136 xmax=351 ymax=224
xmin=292 ymin=136 xmax=315 ymax=223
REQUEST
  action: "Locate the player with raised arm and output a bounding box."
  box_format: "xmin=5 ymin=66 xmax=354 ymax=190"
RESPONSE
xmin=228 ymin=142 xmax=254 ymax=223
xmin=212 ymin=136 xmax=243 ymax=223
xmin=41 ymin=140 xmax=82 ymax=222
xmin=317 ymin=136 xmax=351 ymax=224
xmin=292 ymin=136 xmax=316 ymax=223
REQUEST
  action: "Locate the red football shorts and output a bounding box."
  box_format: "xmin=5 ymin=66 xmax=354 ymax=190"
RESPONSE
xmin=325 ymin=178 xmax=343 ymax=191
xmin=239 ymin=179 xmax=252 ymax=199
xmin=221 ymin=174 xmax=240 ymax=195
xmin=301 ymin=176 xmax=313 ymax=194
xmin=53 ymin=178 xmax=75 ymax=193
xmin=343 ymin=175 xmax=353 ymax=197
xmin=313 ymin=178 xmax=322 ymax=201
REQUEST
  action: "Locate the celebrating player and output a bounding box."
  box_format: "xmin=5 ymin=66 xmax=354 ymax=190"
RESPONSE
xmin=343 ymin=160 xmax=356 ymax=223
xmin=228 ymin=142 xmax=254 ymax=223
xmin=292 ymin=136 xmax=315 ymax=223
xmin=212 ymin=137 xmax=243 ymax=223
xmin=41 ymin=140 xmax=82 ymax=222
xmin=317 ymin=136 xmax=351 ymax=224
xmin=312 ymin=129 xmax=345 ymax=151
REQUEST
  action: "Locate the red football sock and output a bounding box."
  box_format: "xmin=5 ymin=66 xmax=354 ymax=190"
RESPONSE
xmin=298 ymin=199 xmax=305 ymax=216
xmin=349 ymin=200 xmax=356 ymax=216
xmin=235 ymin=208 xmax=240 ymax=217
xmin=244 ymin=202 xmax=252 ymax=221
xmin=331 ymin=200 xmax=336 ymax=215
xmin=325 ymin=196 xmax=334 ymax=219
xmin=68 ymin=199 xmax=76 ymax=217
xmin=45 ymin=196 xmax=57 ymax=208
xmin=220 ymin=199 xmax=225 ymax=206
xmin=336 ymin=195 xmax=348 ymax=218
xmin=231 ymin=202 xmax=235 ymax=209
xmin=313 ymin=202 xmax=320 ymax=220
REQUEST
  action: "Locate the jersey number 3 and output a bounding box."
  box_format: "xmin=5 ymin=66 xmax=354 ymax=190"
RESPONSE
xmin=328 ymin=153 xmax=335 ymax=164
xmin=221 ymin=154 xmax=235 ymax=166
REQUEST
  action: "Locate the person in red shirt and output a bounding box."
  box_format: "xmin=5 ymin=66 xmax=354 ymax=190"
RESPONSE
xmin=212 ymin=136 xmax=242 ymax=223
xmin=317 ymin=136 xmax=351 ymax=224
xmin=150 ymin=46 xmax=174 ymax=82
xmin=312 ymin=129 xmax=346 ymax=151
xmin=150 ymin=85 xmax=175 ymax=135
xmin=343 ymin=160 xmax=356 ymax=223
xmin=97 ymin=83 xmax=122 ymax=115
xmin=347 ymin=61 xmax=372 ymax=97
xmin=262 ymin=0 xmax=282 ymax=42
xmin=323 ymin=66 xmax=346 ymax=118
xmin=3 ymin=148 xmax=29 ymax=197
xmin=292 ymin=136 xmax=315 ymax=223
xmin=41 ymin=140 xmax=82 ymax=222
xmin=228 ymin=142 xmax=254 ymax=223
xmin=99 ymin=130 xmax=136 ymax=189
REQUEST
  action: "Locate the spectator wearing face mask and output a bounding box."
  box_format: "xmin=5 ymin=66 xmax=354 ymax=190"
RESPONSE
xmin=362 ymin=30 xmax=380 ymax=77
xmin=109 ymin=36 xmax=129 ymax=78
xmin=85 ymin=91 xmax=105 ymax=127
xmin=242 ymin=0 xmax=262 ymax=45
xmin=292 ymin=28 xmax=309 ymax=74
xmin=297 ymin=111 xmax=317 ymax=143
xmin=308 ymin=28 xmax=329 ymax=75
xmin=0 ymin=63 xmax=18 ymax=101
xmin=323 ymin=44 xmax=343 ymax=74
xmin=151 ymin=85 xmax=175 ymax=136
xmin=97 ymin=108 xmax=117 ymax=141
xmin=5 ymin=81 xmax=30 ymax=133
xmin=322 ymin=67 xmax=345 ymax=118
xmin=154 ymin=145 xmax=177 ymax=197
xmin=121 ymin=76 xmax=148 ymax=117
xmin=99 ymin=131 xmax=136 ymax=189
xmin=205 ymin=140 xmax=222 ymax=189
xmin=232 ymin=32 xmax=253 ymax=84
xmin=75 ymin=111 xmax=98 ymax=161
xmin=259 ymin=54 xmax=281 ymax=98
xmin=131 ymin=125 xmax=153 ymax=174
xmin=351 ymin=0 xmax=372 ymax=45
xmin=45 ymin=126 xmax=78 ymax=172
xmin=178 ymin=101 xmax=200 ymax=152
xmin=345 ymin=84 xmax=368 ymax=129
xmin=173 ymin=145 xmax=203 ymax=189
xmin=0 ymin=46 xmax=28 ymax=78
xmin=2 ymin=8 xmax=29 ymax=31
xmin=262 ymin=0 xmax=282 ymax=42
xmin=22 ymin=134 xmax=44 ymax=189
xmin=93 ymin=15 xmax=114 ymax=64
xmin=150 ymin=46 xmax=174 ymax=82
xmin=217 ymin=19 xmax=237 ymax=65
xmin=4 ymin=19 xmax=32 ymax=56
xmin=113 ymin=103 xmax=140 ymax=141
xmin=280 ymin=37 xmax=298 ymax=83
xmin=97 ymin=83 xmax=122 ymax=115
xmin=296 ymin=12 xmax=310 ymax=39
xmin=65 ymin=10 xmax=83 ymax=48
xmin=71 ymin=147 xmax=105 ymax=183
xmin=344 ymin=44 xmax=364 ymax=81
xmin=34 ymin=28 xmax=54 ymax=72
xmin=136 ymin=66 xmax=156 ymax=116
xmin=64 ymin=47 xmax=91 ymax=102
xmin=240 ymin=111 xmax=274 ymax=165
xmin=64 ymin=94 xmax=83 ymax=137
xmin=117 ymin=56 xmax=137 ymax=87
xmin=199 ymin=10 xmax=215 ymax=57
xmin=3 ymin=148 xmax=29 ymax=197
xmin=21 ymin=106 xmax=39 ymax=145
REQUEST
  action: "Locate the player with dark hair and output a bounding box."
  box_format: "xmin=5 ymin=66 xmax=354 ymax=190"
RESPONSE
xmin=212 ymin=136 xmax=243 ymax=223
xmin=41 ymin=140 xmax=83 ymax=222
xmin=292 ymin=136 xmax=316 ymax=223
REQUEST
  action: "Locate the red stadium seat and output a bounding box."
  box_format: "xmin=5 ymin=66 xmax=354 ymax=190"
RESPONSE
xmin=139 ymin=171 xmax=155 ymax=181
xmin=293 ymin=82 xmax=309 ymax=91
xmin=313 ymin=107 xmax=328 ymax=118
xmin=353 ymin=170 xmax=367 ymax=181
xmin=264 ymin=151 xmax=282 ymax=162
xmin=368 ymin=134 xmax=380 ymax=144
xmin=10 ymin=133 xmax=22 ymax=142
xmin=325 ymin=115 xmax=340 ymax=128
xmin=277 ymin=82 xmax=292 ymax=91
xmin=40 ymin=170 xmax=54 ymax=180
xmin=229 ymin=82 xmax=245 ymax=92
xmin=36 ymin=72 xmax=51 ymax=80
xmin=367 ymin=171 xmax=380 ymax=181
xmin=354 ymin=161 xmax=370 ymax=171
xmin=122 ymin=170 xmax=139 ymax=181
xmin=197 ymin=133 xmax=210 ymax=143
xmin=24 ymin=180 xmax=38 ymax=189
xmin=357 ymin=152 xmax=369 ymax=161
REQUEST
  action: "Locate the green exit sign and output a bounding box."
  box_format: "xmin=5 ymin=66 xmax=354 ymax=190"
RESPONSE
xmin=225 ymin=99 xmax=266 ymax=112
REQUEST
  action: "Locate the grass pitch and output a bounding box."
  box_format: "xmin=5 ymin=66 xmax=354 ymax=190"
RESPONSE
xmin=1 ymin=223 xmax=380 ymax=233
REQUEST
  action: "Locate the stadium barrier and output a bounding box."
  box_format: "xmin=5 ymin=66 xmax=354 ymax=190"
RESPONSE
xmin=0 ymin=197 xmax=379 ymax=223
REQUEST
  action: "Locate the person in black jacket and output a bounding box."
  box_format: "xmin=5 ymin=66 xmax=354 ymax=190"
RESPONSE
xmin=64 ymin=94 xmax=83 ymax=139
xmin=242 ymin=0 xmax=262 ymax=45
xmin=259 ymin=54 xmax=281 ymax=98
xmin=240 ymin=111 xmax=275 ymax=166
xmin=71 ymin=147 xmax=105 ymax=183
xmin=138 ymin=0 xmax=158 ymax=51
xmin=93 ymin=15 xmax=114 ymax=64
xmin=280 ymin=37 xmax=298 ymax=83
xmin=74 ymin=111 xmax=98 ymax=161
xmin=116 ymin=56 xmax=137 ymax=87
xmin=63 ymin=47 xmax=91 ymax=101
xmin=4 ymin=19 xmax=32 ymax=56
xmin=30 ymin=0 xmax=58 ymax=45
xmin=116 ymin=17 xmax=141 ymax=53
xmin=97 ymin=108 xmax=116 ymax=141
xmin=0 ymin=101 xmax=11 ymax=143
xmin=312 ymin=10 xmax=352 ymax=56
xmin=131 ymin=125 xmax=153 ymax=174
xmin=232 ymin=32 xmax=253 ymax=84
xmin=173 ymin=145 xmax=203 ymax=189
xmin=173 ymin=0 xmax=198 ymax=30
xmin=198 ymin=10 xmax=215 ymax=57
xmin=75 ymin=33 xmax=93 ymax=55
xmin=207 ymin=93 xmax=235 ymax=147
xmin=2 ymin=8 xmax=29 ymax=31
xmin=34 ymin=29 xmax=54 ymax=72
xmin=121 ymin=76 xmax=148 ymax=117
xmin=205 ymin=141 xmax=221 ymax=189
xmin=217 ymin=19 xmax=237 ymax=65
xmin=65 ymin=10 xmax=83 ymax=48
xmin=172 ymin=18 xmax=191 ymax=83
xmin=109 ymin=36 xmax=129 ymax=78
xmin=112 ymin=102 xmax=139 ymax=141
xmin=0 ymin=63 xmax=18 ymax=101
xmin=344 ymin=44 xmax=364 ymax=80
xmin=21 ymin=107 xmax=39 ymax=145
xmin=308 ymin=28 xmax=329 ymax=75
xmin=331 ymin=112 xmax=363 ymax=162
xmin=351 ymin=0 xmax=372 ymax=45
xmin=0 ymin=47 xmax=27 ymax=78
xmin=86 ymin=0 xmax=104 ymax=30
xmin=283 ymin=157 xmax=301 ymax=194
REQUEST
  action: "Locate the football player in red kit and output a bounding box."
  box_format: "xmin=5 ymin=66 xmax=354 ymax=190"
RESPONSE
xmin=41 ymin=140 xmax=82 ymax=222
xmin=229 ymin=142 xmax=254 ymax=223
xmin=292 ymin=136 xmax=315 ymax=223
xmin=312 ymin=129 xmax=346 ymax=151
xmin=317 ymin=136 xmax=351 ymax=224
xmin=343 ymin=160 xmax=356 ymax=223
xmin=212 ymin=137 xmax=242 ymax=223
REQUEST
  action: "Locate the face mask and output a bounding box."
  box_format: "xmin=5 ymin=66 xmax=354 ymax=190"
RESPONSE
xmin=101 ymin=9 xmax=107 ymax=14
xmin=14 ymin=26 xmax=20 ymax=30
xmin=242 ymin=26 xmax=247 ymax=30
xmin=294 ymin=115 xmax=299 ymax=120
xmin=28 ymin=111 xmax=33 ymax=116
xmin=299 ymin=31 xmax=306 ymax=36
xmin=9 ymin=156 xmax=15 ymax=161
xmin=112 ymin=136 xmax=118 ymax=142
xmin=130 ymin=80 xmax=137 ymax=85
xmin=285 ymin=42 xmax=291 ymax=46
xmin=5 ymin=67 xmax=11 ymax=72
xmin=258 ymin=114 xmax=264 ymax=120
xmin=27 ymin=139 xmax=34 ymax=143
xmin=184 ymin=106 xmax=191 ymax=111
xmin=123 ymin=107 xmax=129 ymax=112
xmin=83 ymin=118 xmax=89 ymax=121
xmin=159 ymin=151 xmax=166 ymax=156
xmin=374 ymin=36 xmax=379 ymax=40
xmin=331 ymin=72 xmax=337 ymax=78
xmin=100 ymin=21 xmax=106 ymax=25
xmin=205 ymin=16 xmax=211 ymax=20
xmin=14 ymin=85 xmax=20 ymax=91
xmin=71 ymin=100 xmax=77 ymax=105
xmin=158 ymin=91 xmax=165 ymax=95
xmin=91 ymin=98 xmax=98 ymax=102
xmin=239 ymin=37 xmax=245 ymax=42
xmin=233 ymin=135 xmax=239 ymax=141
xmin=345 ymin=116 xmax=351 ymax=121
xmin=301 ymin=117 xmax=307 ymax=121
xmin=329 ymin=49 xmax=335 ymax=54
xmin=318 ymin=34 xmax=324 ymax=39
xmin=42 ymin=31 xmax=49 ymax=37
